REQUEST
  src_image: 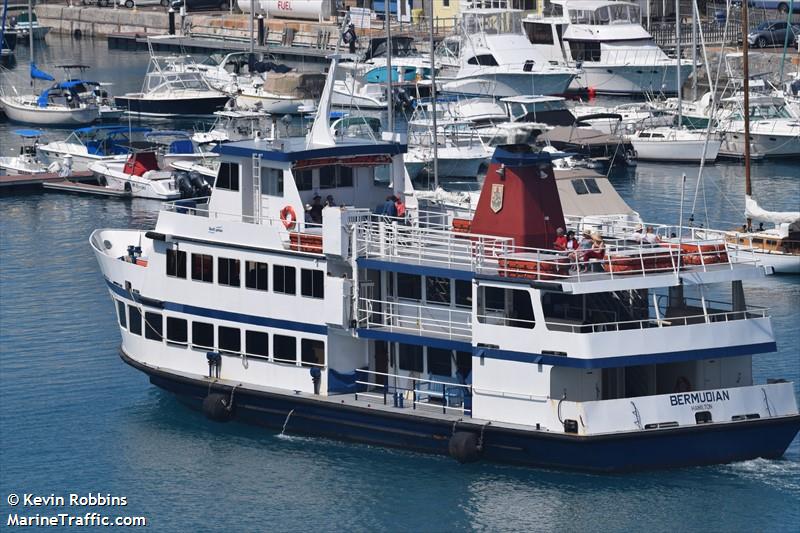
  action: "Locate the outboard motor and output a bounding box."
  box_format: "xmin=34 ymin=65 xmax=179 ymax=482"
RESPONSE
xmin=174 ymin=171 xmax=195 ymax=198
xmin=395 ymin=88 xmax=412 ymax=109
xmin=189 ymin=171 xmax=211 ymax=197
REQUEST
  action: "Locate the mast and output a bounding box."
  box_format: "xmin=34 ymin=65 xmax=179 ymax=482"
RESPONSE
xmin=675 ymin=0 xmax=681 ymax=127
xmin=742 ymin=0 xmax=752 ymax=227
xmin=691 ymin=0 xmax=697 ymax=101
xmin=249 ymin=0 xmax=255 ymax=56
xmin=385 ymin=0 xmax=393 ymax=136
xmin=429 ymin=0 xmax=438 ymax=188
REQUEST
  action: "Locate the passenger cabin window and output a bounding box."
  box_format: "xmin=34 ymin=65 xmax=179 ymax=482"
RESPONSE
xmin=467 ymin=54 xmax=499 ymax=66
xmin=320 ymin=166 xmax=354 ymax=189
xmin=167 ymin=317 xmax=188 ymax=345
xmin=477 ymin=286 xmax=536 ymax=329
xmin=192 ymin=253 xmax=213 ymax=283
xmin=301 ymin=339 xmax=324 ymax=367
xmin=218 ymin=326 xmax=241 ymax=354
xmin=455 ymin=280 xmax=472 ymax=307
xmin=218 ymin=257 xmax=241 ymax=287
xmin=569 ymin=40 xmax=602 ymax=62
xmin=274 ymin=335 xmax=297 ymax=363
xmin=117 ymin=300 xmax=127 ymax=329
xmin=128 ymin=305 xmax=142 ymax=336
xmin=144 ymin=312 xmax=163 ymax=341
xmin=427 ymin=347 xmax=452 ymax=377
xmin=245 ymin=261 xmax=268 ymax=291
xmin=216 ymin=162 xmax=239 ymax=191
xmin=426 ymin=276 xmax=451 ymax=304
xmin=397 ymin=273 xmax=422 ymax=299
xmin=245 ymin=330 xmax=269 ymax=358
xmin=398 ymin=343 xmax=424 ymax=372
xmin=192 ymin=321 xmax=214 ymax=349
xmin=166 ymin=249 xmax=187 ymax=278
xmin=261 ymin=168 xmax=284 ymax=197
xmin=301 ymin=269 xmax=324 ymax=299
xmin=525 ymin=23 xmax=554 ymax=45
xmin=273 ymin=265 xmax=296 ymax=294
xmin=294 ymin=169 xmax=313 ymax=191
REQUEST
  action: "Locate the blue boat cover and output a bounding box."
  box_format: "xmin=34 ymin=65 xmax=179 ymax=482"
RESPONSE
xmin=36 ymin=89 xmax=50 ymax=108
xmin=328 ymin=368 xmax=367 ymax=394
xmin=145 ymin=130 xmax=190 ymax=138
xmin=13 ymin=129 xmax=43 ymax=138
xmin=30 ymin=63 xmax=54 ymax=81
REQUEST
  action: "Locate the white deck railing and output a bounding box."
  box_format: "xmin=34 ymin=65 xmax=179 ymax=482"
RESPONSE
xmin=357 ymin=297 xmax=473 ymax=341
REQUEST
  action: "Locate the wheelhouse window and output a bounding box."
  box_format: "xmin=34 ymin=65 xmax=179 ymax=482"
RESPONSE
xmin=274 ymin=335 xmax=297 ymax=363
xmin=455 ymin=280 xmax=472 ymax=307
xmin=397 ymin=273 xmax=422 ymax=300
xmin=192 ymin=253 xmax=213 ymax=283
xmin=525 ymin=22 xmax=553 ymax=45
xmin=319 ymin=166 xmax=354 ymax=189
xmin=398 ymin=343 xmax=424 ymax=372
xmin=218 ymin=257 xmax=241 ymax=287
xmin=216 ymin=162 xmax=239 ymax=191
xmin=245 ymin=330 xmax=269 ymax=358
xmin=477 ymin=286 xmax=535 ymax=329
xmin=129 ymin=305 xmax=142 ymax=336
xmin=273 ymin=265 xmax=296 ymax=294
xmin=425 ymin=276 xmax=451 ymax=304
xmin=144 ymin=312 xmax=163 ymax=341
xmin=261 ymin=168 xmax=284 ymax=197
xmin=301 ymin=269 xmax=324 ymax=298
xmin=167 ymin=317 xmax=188 ymax=345
xmin=427 ymin=347 xmax=452 ymax=377
xmin=117 ymin=300 xmax=127 ymax=329
xmin=245 ymin=261 xmax=268 ymax=291
xmin=192 ymin=321 xmax=214 ymax=349
xmin=568 ymin=40 xmax=601 ymax=62
xmin=218 ymin=326 xmax=241 ymax=354
xmin=166 ymin=249 xmax=186 ymax=278
xmin=294 ymin=169 xmax=313 ymax=191
xmin=467 ymin=54 xmax=499 ymax=66
xmin=301 ymin=339 xmax=325 ymax=367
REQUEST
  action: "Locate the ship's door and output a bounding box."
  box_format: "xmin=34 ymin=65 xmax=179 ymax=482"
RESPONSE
xmin=374 ymin=341 xmax=388 ymax=387
xmin=702 ymin=359 xmax=721 ymax=390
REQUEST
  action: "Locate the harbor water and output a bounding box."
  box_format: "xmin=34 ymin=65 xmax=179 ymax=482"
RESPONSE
xmin=1 ymin=34 xmax=799 ymax=531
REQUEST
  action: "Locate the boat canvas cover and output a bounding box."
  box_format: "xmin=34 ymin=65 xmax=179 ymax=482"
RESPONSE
xmin=262 ymin=72 xmax=326 ymax=98
xmin=745 ymin=195 xmax=800 ymax=225
xmin=556 ymin=171 xmax=635 ymax=217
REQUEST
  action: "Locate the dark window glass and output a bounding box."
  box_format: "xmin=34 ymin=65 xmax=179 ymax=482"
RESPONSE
xmin=295 ymin=169 xmax=313 ymax=191
xmin=167 ymin=317 xmax=188 ymax=344
xmin=166 ymin=249 xmax=187 ymax=278
xmin=245 ymin=261 xmax=268 ymax=291
xmin=571 ymin=179 xmax=589 ymax=195
xmin=144 ymin=312 xmax=163 ymax=341
xmin=192 ymin=321 xmax=214 ymax=349
xmin=455 ymin=280 xmax=472 ymax=307
xmin=427 ymin=347 xmax=452 ymax=376
xmin=301 ymin=339 xmax=325 ymax=367
xmin=261 ymin=168 xmax=284 ymax=197
xmin=218 ymin=257 xmax=241 ymax=287
xmin=467 ymin=54 xmax=499 ymax=66
xmin=245 ymin=331 xmax=269 ymax=357
xmin=319 ymin=166 xmax=336 ymax=189
xmin=585 ymin=178 xmax=601 ymax=194
xmin=426 ymin=276 xmax=451 ymax=304
xmin=274 ymin=265 xmax=296 ymax=295
xmin=117 ymin=300 xmax=127 ymax=329
xmin=216 ymin=162 xmax=239 ymax=191
xmin=301 ymin=269 xmax=324 ymax=298
xmin=397 ymin=273 xmax=421 ymax=299
xmin=456 ymin=351 xmax=472 ymax=378
xmin=398 ymin=344 xmax=424 ymax=372
xmin=339 ymin=166 xmax=353 ymax=187
xmin=129 ymin=305 xmax=142 ymax=336
xmin=218 ymin=326 xmax=241 ymax=354
xmin=484 ymin=286 xmax=506 ymax=310
xmin=191 ymin=253 xmax=213 ymax=283
xmin=274 ymin=335 xmax=296 ymax=363
xmin=525 ymin=22 xmax=553 ymax=44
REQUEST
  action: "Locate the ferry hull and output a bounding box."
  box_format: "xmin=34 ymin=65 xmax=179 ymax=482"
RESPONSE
xmin=124 ymin=349 xmax=800 ymax=473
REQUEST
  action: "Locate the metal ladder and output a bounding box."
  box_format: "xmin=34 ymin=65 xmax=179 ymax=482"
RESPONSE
xmin=252 ymin=154 xmax=262 ymax=224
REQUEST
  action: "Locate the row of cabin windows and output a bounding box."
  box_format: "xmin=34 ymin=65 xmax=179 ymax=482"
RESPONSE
xmin=295 ymin=166 xmax=354 ymax=191
xmin=394 ymin=273 xmax=472 ymax=307
xmin=116 ymin=300 xmax=324 ymax=365
xmin=166 ymin=249 xmax=323 ymax=298
xmin=215 ymin=163 xmax=356 ymax=196
xmin=396 ymin=343 xmax=471 ymax=378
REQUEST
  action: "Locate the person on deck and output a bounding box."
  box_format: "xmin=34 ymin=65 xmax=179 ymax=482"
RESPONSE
xmin=564 ymin=230 xmax=579 ymax=251
xmin=309 ymin=195 xmax=323 ymax=224
xmin=381 ymin=195 xmax=398 ymax=217
xmin=644 ymin=226 xmax=661 ymax=244
xmin=394 ymin=195 xmax=407 ymax=220
xmin=553 ymin=227 xmax=567 ymax=250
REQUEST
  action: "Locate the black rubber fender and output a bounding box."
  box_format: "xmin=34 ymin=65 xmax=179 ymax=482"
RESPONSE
xmin=202 ymin=393 xmax=233 ymax=423
xmin=448 ymin=432 xmax=481 ymax=463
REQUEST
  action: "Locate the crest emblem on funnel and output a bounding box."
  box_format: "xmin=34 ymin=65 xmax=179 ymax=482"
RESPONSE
xmin=490 ymin=183 xmax=504 ymax=213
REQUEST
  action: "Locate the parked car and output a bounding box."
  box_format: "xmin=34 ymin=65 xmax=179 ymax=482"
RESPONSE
xmin=170 ymin=0 xmax=232 ymax=11
xmin=747 ymin=21 xmax=800 ymax=47
xmin=118 ymin=0 xmax=170 ymax=7
xmin=747 ymin=0 xmax=800 ymax=14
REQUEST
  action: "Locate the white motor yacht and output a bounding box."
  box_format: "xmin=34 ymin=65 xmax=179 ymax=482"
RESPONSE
xmin=523 ymin=0 xmax=692 ymax=95
xmin=571 ymin=101 xmax=673 ymax=134
xmin=193 ymin=110 xmax=271 ymax=147
xmin=717 ymin=94 xmax=800 ymax=159
xmin=235 ymin=71 xmax=325 ymax=115
xmin=437 ymin=6 xmax=578 ymax=98
xmin=628 ymin=127 xmax=722 ymax=162
xmin=405 ymin=117 xmax=492 ymax=179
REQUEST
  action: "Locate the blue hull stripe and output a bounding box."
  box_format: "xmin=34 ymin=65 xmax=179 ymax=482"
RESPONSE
xmin=218 ymin=142 xmax=406 ymax=162
xmin=356 ymin=328 xmax=472 ymax=352
xmin=478 ymin=342 xmax=778 ymax=369
xmin=357 ymin=258 xmax=474 ymax=281
xmin=106 ymin=279 xmax=327 ymax=335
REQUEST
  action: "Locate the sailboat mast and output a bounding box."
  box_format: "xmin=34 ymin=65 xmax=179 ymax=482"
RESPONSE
xmin=385 ymin=0 xmax=394 ymax=136
xmin=429 ymin=0 xmax=438 ymax=189
xmin=27 ymin=0 xmax=32 ymax=52
xmin=675 ymin=0 xmax=681 ymax=127
xmin=742 ymin=0 xmax=752 ymax=206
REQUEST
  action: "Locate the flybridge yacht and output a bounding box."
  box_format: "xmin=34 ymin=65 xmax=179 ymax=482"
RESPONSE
xmin=523 ymin=0 xmax=692 ymax=95
xmin=91 ymin=56 xmax=800 ymax=472
xmin=436 ymin=6 xmax=578 ymax=98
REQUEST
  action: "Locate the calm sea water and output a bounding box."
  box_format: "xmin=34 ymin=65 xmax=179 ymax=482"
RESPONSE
xmin=1 ymin=35 xmax=799 ymax=532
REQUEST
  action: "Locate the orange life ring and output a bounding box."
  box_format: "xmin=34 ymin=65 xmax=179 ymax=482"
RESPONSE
xmin=280 ymin=205 xmax=297 ymax=230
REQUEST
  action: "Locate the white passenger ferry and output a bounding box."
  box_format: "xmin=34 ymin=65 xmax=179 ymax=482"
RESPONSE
xmin=91 ymin=57 xmax=800 ymax=472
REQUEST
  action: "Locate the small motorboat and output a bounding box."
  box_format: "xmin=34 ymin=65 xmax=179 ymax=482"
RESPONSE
xmin=235 ymin=71 xmax=325 ymax=115
xmin=628 ymin=127 xmax=721 ymax=163
xmin=38 ymin=125 xmax=152 ymax=172
xmin=11 ymin=12 xmax=50 ymax=41
xmin=405 ymin=118 xmax=492 ymax=180
xmin=57 ymin=65 xmax=125 ymax=121
xmin=0 ymin=129 xmax=53 ymax=175
xmin=145 ymin=130 xmax=219 ymax=169
xmin=192 ymin=109 xmax=270 ymax=147
xmin=89 ymin=151 xmax=211 ymax=200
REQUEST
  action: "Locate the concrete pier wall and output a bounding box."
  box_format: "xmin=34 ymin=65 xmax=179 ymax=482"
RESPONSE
xmin=35 ymin=5 xmax=171 ymax=37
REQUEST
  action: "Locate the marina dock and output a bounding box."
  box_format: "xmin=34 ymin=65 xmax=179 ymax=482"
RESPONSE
xmin=0 ymin=171 xmax=94 ymax=189
xmin=42 ymin=180 xmax=131 ymax=197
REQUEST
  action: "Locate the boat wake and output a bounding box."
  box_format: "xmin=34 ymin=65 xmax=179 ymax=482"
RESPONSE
xmin=721 ymin=457 xmax=800 ymax=493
